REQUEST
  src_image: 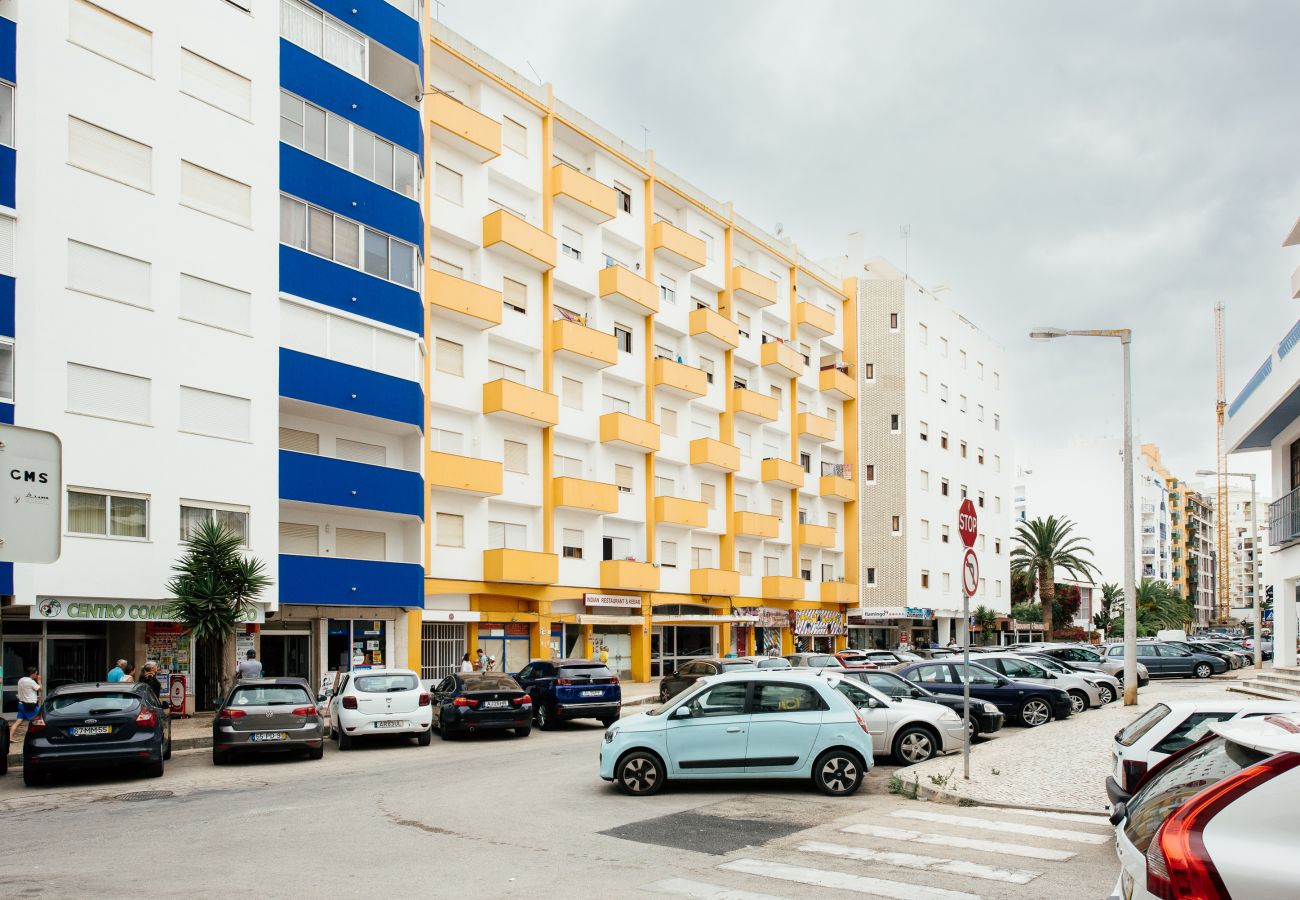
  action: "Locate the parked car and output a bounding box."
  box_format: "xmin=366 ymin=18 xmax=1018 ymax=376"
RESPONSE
xmin=784 ymin=652 xmax=857 ymax=669
xmin=327 ymin=668 xmax=432 ymax=749
xmin=1105 ymin=699 xmax=1300 ymax=802
xmin=911 ymin=648 xmax=959 ymax=660
xmin=1162 ymin=638 xmax=1244 ymax=670
xmin=1018 ymin=653 xmax=1121 ymax=705
xmin=851 ymin=650 xmax=914 ymax=670
xmin=213 ymin=678 xmax=324 ymax=764
xmin=974 ymin=652 xmax=1103 ymax=714
xmin=1109 ymin=712 xmax=1300 ymax=900
xmin=1021 ymin=643 xmax=1150 ymax=687
xmin=659 ymin=658 xmax=757 ymax=702
xmin=516 ymin=659 xmax=622 ymax=729
xmin=1102 ymin=640 xmax=1228 ymax=679
xmin=600 ymin=670 xmax=874 ymax=797
xmin=839 ymin=670 xmax=1005 ymax=739
xmin=823 ymin=674 xmax=967 ymax=764
xmin=24 ymin=682 xmax=171 ymax=786
xmin=833 ymin=651 xmax=880 ymax=670
xmin=1188 ymin=638 xmax=1252 ymax=668
xmin=738 ymin=656 xmax=793 ymax=670
xmin=430 ymin=672 xmax=531 ymax=739
xmin=896 ymin=660 xmax=1073 ymax=727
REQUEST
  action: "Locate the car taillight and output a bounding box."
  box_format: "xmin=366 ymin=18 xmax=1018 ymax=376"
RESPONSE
xmin=556 ymin=678 xmax=575 ymax=686
xmin=854 ymin=709 xmax=872 ymax=736
xmin=135 ymin=708 xmax=158 ymax=727
xmin=512 ymin=695 xmax=531 ymax=706
xmin=418 ymin=693 xmax=430 ymax=707
xmin=218 ymin=708 xmax=246 ymax=720
xmin=1123 ymin=759 xmax=1148 ymax=791
xmin=600 ymin=677 xmax=619 ymax=684
xmin=290 ymin=706 xmax=318 ymax=717
xmin=342 ymin=696 xmax=358 ymax=710
xmin=27 ymin=715 xmax=45 ymax=735
xmin=1146 ymin=751 xmax=1300 ymax=899
xmin=453 ymin=697 xmax=479 ymax=708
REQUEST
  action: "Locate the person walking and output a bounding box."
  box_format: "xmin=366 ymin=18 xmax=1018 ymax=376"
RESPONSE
xmin=107 ymin=659 xmax=127 ymax=682
xmin=10 ymin=667 xmax=40 ymax=742
xmin=119 ymin=663 xmax=136 ymax=683
xmin=236 ymin=649 xmax=263 ymax=680
xmin=460 ymin=653 xmax=473 ymax=673
xmin=475 ymin=648 xmax=486 ymax=672
xmin=140 ymin=662 xmax=164 ymax=702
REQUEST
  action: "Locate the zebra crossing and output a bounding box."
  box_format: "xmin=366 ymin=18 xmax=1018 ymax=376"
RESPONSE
xmin=641 ymin=801 xmax=1115 ymax=900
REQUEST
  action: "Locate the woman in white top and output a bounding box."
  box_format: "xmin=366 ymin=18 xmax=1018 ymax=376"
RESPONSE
xmin=460 ymin=653 xmax=473 ymax=673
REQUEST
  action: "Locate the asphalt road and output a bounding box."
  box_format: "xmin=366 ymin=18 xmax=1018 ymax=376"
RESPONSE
xmin=0 ymin=716 xmax=1118 ymax=899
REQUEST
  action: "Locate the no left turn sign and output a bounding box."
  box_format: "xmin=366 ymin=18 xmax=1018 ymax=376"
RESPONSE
xmin=962 ymin=548 xmax=980 ymax=597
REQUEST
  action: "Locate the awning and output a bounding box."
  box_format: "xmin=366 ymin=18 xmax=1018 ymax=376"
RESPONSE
xmin=652 ymin=614 xmax=759 ymax=624
xmin=576 ymin=615 xmax=643 ymax=626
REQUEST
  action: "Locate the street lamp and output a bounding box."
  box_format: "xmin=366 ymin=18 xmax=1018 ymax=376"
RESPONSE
xmin=1030 ymin=327 xmax=1138 ymax=704
xmin=1196 ymin=468 xmax=1262 ymax=669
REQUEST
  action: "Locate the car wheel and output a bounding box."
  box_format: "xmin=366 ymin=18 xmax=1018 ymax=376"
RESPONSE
xmin=22 ymin=766 xmax=45 ymax=787
xmin=1096 ymin=684 xmax=1116 ymax=705
xmin=307 ymin=744 xmax=324 ymax=760
xmin=1194 ymin=663 xmax=1213 ymax=679
xmin=966 ymin=716 xmax=979 ymax=741
xmin=440 ymin=717 xmax=456 ymax=741
xmin=892 ymin=726 xmax=937 ymax=765
xmin=514 ymin=726 xmax=531 ymax=738
xmin=1018 ymin=698 xmax=1052 ymax=727
xmin=659 ymin=685 xmax=671 ymax=702
xmin=338 ymin=731 xmax=353 ymax=751
xmin=813 ymin=749 xmax=864 ymax=796
xmin=417 ymin=729 xmax=433 ymax=747
xmin=535 ymin=703 xmax=555 ymax=731
xmin=616 ymin=751 xmax=664 ymax=796
xmin=143 ymin=759 xmax=164 ymax=779
xmin=1067 ymin=691 xmax=1089 ymax=715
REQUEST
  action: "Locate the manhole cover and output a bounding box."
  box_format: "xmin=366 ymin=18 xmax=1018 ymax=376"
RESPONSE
xmin=113 ymin=790 xmax=173 ymax=802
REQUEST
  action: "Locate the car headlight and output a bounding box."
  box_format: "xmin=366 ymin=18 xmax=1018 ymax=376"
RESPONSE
xmin=603 ymin=727 xmax=619 ymax=744
xmin=981 ymin=701 xmax=999 ymax=714
xmin=939 ymin=710 xmax=961 ymax=723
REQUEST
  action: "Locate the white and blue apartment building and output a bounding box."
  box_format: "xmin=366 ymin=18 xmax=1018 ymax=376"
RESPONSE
xmin=0 ymin=0 xmax=425 ymax=711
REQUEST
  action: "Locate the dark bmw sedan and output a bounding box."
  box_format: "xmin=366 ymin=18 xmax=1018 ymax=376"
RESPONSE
xmin=896 ymin=660 xmax=1073 ymax=728
xmin=657 ymin=658 xmax=756 ymax=702
xmin=840 ymin=669 xmax=1005 ymax=739
xmin=23 ymin=683 xmax=171 ymax=786
xmin=431 ymin=673 xmax=532 ymax=739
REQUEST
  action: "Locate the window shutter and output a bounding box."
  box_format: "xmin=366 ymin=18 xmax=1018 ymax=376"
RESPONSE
xmin=435 ymin=338 xmax=463 ymax=376
xmin=178 ymin=386 xmax=250 ymax=440
xmin=330 ymin=316 xmax=372 ymax=369
xmin=562 ymin=528 xmax=582 ymax=549
xmin=373 ymin=328 xmax=415 ymax=381
xmin=503 ymin=277 xmax=527 ymax=311
xmin=67 ymin=363 xmax=150 ymax=424
xmin=660 ymin=541 xmax=677 ymax=566
xmin=433 ymin=429 xmax=464 ymax=454
xmin=561 ymin=377 xmax=582 ymax=409
xmin=180 ymin=49 xmax=250 ymax=120
xmin=488 ymin=521 xmax=505 ymax=549
xmin=335 ymin=438 xmax=387 ymax=466
xmin=279 ymin=521 xmax=319 ymax=555
xmin=655 ymin=476 xmax=674 ymax=497
xmin=67 ymin=240 xmax=151 ymax=309
xmin=701 ymin=483 xmax=716 ymax=508
xmin=179 ymin=273 xmax=249 ymax=333
xmin=614 ymin=464 xmax=633 ymax=492
xmin=280 ymin=301 xmax=327 ymax=357
xmin=738 ymin=551 xmax=752 ymax=575
xmin=436 ymin=513 xmax=464 ymax=547
xmin=69 ymin=0 xmax=152 ymax=76
xmin=660 ymin=408 xmax=677 ymax=436
xmin=503 ymin=440 xmax=527 ymax=473
xmin=770 ymin=498 xmax=783 ymax=519
xmin=279 ymin=427 xmax=320 ymax=454
xmin=0 ymin=215 xmax=12 ymax=277
xmin=336 ymin=527 xmax=385 ymax=560
xmin=181 ymin=162 xmax=250 ymax=226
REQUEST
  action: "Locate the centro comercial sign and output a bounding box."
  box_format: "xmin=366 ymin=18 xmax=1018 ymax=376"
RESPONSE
xmin=33 ymin=598 xmax=265 ymax=624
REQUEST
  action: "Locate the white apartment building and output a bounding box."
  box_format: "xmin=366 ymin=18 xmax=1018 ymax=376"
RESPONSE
xmin=851 ymin=256 xmax=1012 ymax=649
xmin=1214 ymin=484 xmax=1266 ymax=622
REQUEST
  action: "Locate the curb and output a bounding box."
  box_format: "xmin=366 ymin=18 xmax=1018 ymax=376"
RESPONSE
xmin=5 ymin=733 xmax=213 ymax=770
xmin=898 ymin=780 xmax=1109 ymax=817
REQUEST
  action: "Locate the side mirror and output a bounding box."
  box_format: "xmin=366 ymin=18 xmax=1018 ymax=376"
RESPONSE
xmin=1044 ymin=673 xmax=1057 ymax=680
xmin=671 ymin=705 xmax=692 ymax=719
xmin=317 ymin=694 xmax=326 ymax=703
xmin=910 ymin=688 xmax=924 ymax=699
xmin=868 ymin=698 xmax=887 ymax=709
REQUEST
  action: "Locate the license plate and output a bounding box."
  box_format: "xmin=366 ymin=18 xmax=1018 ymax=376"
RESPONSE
xmin=251 ymin=731 xmax=287 ymax=742
xmin=1120 ymin=869 xmax=1134 ymax=900
xmin=581 ymin=690 xmax=603 ymax=698
xmin=71 ymin=725 xmax=111 ymax=736
xmin=373 ymin=720 xmax=403 ymax=728
xmin=483 ymin=701 xmax=509 ymax=709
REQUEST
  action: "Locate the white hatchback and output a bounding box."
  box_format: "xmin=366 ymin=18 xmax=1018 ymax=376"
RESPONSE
xmin=824 ymin=674 xmax=967 ymax=764
xmin=328 ymin=668 xmax=433 ymax=750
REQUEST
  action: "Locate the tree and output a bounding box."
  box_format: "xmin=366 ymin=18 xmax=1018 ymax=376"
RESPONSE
xmin=162 ymin=520 xmax=270 ymax=708
xmin=1110 ymin=579 xmax=1192 ymax=637
xmin=972 ymin=605 xmax=998 ymax=646
xmin=1052 ymin=582 xmax=1082 ymax=634
xmin=1010 ymin=516 xmax=1100 ymax=639
xmin=1010 ymin=602 xmax=1042 ymax=624
xmin=1093 ymin=582 xmax=1122 ymax=639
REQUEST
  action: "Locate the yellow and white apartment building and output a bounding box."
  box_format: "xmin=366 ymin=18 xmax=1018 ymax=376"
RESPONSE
xmin=420 ymin=24 xmax=859 ymax=682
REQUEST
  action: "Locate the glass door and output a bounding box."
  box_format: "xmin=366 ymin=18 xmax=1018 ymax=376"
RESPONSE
xmin=46 ymin=639 xmax=106 ymax=692
xmin=2 ymin=640 xmax=40 ymax=714
xmin=262 ymin=633 xmax=311 ymax=680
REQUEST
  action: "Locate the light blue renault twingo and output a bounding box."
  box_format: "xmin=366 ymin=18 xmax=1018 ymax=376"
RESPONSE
xmin=599 ymin=670 xmax=874 ymax=797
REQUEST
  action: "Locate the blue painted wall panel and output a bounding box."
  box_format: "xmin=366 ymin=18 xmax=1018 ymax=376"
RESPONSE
xmin=280 ymin=144 xmax=421 ymax=245
xmin=0 ymin=145 xmax=13 ymax=210
xmin=0 ymin=562 xmax=11 ymax=596
xmin=280 ymin=449 xmax=424 ymax=518
xmin=313 ymin=0 xmax=420 ymax=66
xmin=279 ymin=245 xmax=421 ymax=334
xmin=279 ymin=554 xmax=422 ymax=607
xmin=280 ymin=348 xmax=423 ymax=428
xmin=0 ymin=16 xmax=15 ymax=84
xmin=0 ymin=275 xmax=13 ymax=337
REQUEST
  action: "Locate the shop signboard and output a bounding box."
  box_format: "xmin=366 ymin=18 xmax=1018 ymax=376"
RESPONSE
xmin=791 ymin=609 xmax=845 ymax=636
xmin=168 ymin=675 xmax=187 ymax=715
xmin=853 ymin=607 xmax=934 ymax=621
xmin=584 ymin=593 xmax=642 ymax=609
xmin=32 ymin=598 xmax=266 ymax=623
xmin=0 ymin=424 xmax=63 ymax=564
xmin=758 ymin=607 xmax=791 ymax=628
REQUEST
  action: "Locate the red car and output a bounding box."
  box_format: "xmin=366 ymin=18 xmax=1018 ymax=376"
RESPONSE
xmin=835 ymin=651 xmax=880 ymax=670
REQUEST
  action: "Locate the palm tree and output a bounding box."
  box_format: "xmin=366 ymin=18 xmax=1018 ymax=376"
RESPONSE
xmin=1133 ymin=578 xmax=1191 ymax=635
xmin=1010 ymin=516 xmax=1100 ymax=638
xmin=972 ymin=605 xmax=998 ymax=646
xmin=1093 ymin=582 xmax=1122 ymax=639
xmin=162 ymin=520 xmax=270 ymax=708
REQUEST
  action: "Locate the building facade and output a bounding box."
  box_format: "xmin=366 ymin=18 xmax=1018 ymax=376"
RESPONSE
xmin=1213 ymin=484 xmax=1266 ymax=624
xmin=1141 ymin=444 xmax=1217 ymax=628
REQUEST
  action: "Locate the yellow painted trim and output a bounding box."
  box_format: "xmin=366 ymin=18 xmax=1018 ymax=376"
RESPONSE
xmin=541 ymin=87 xmax=555 ymax=562
xmin=407 ymin=609 xmax=422 ymax=671
xmin=643 ymin=151 xmax=657 ymax=564
xmin=843 ymin=277 xmax=860 ymax=601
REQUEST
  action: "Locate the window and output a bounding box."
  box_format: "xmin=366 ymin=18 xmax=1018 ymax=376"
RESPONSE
xmin=700 ymin=357 xmax=714 ymax=384
xmin=770 ymin=498 xmax=783 ymax=520
xmin=68 ymin=489 xmax=148 ymax=539
xmin=68 ymin=117 xmax=151 ymax=192
xmin=614 ymin=324 xmax=633 ymax=354
xmin=67 ymin=363 xmax=150 ymax=425
xmin=890 ymin=313 xmax=899 ymax=331
xmin=940 ymin=432 xmax=949 ymax=450
xmin=280 ymin=195 xmax=416 ymax=288
xmin=940 ymin=478 xmax=949 ymax=497
xmin=692 ymin=547 xmax=714 ymax=569
xmin=959 ymin=394 xmax=967 ymax=413
xmin=687 ymin=682 xmax=749 ymax=717
xmin=939 ymin=384 xmax=948 ymax=404
xmin=655 ymin=475 xmax=675 ymax=497
xmin=960 ymin=441 xmax=967 ymax=459
xmin=554 ymin=454 xmax=582 ymax=478
xmin=179 ymin=273 xmax=251 ymax=334
xmin=336 ymin=438 xmax=386 ymax=466
xmin=994 ymin=454 xmax=1001 ymax=472
xmin=603 ymin=394 xmax=631 ymax=414
xmin=560 ymin=226 xmax=583 ymax=261
xmin=994 ymin=496 xmax=1002 ymax=513
xmin=561 ymin=377 xmax=582 ymax=410
xmin=994 ymin=371 xmax=1001 ymax=389
xmin=503 ymin=440 xmax=528 ymax=474
xmin=919 ymin=372 xmax=928 ymax=393
xmin=488 ymin=521 xmax=527 ymax=550
xmin=737 ymin=312 xmax=751 ymax=339
xmin=978 ymin=447 xmax=985 ymax=465
xmin=735 ymin=492 xmax=748 ymax=511
xmin=978 ymin=491 xmax=985 ymax=508
xmin=800 ymin=452 xmax=811 ymax=474
xmin=939 ymin=337 xmax=948 ymax=357
xmin=891 ymin=515 xmax=901 ymax=535
xmin=920 ymin=519 xmax=930 ymax=541
xmin=502 ymin=116 xmax=527 ymax=155
xmin=435 ymin=338 xmax=463 ymax=376
xmin=182 ymin=50 xmax=251 ymax=121
xmin=70 ymin=0 xmax=152 ymax=76
xmin=701 ymin=483 xmax=716 ymax=508
xmin=827 ymin=511 xmax=837 ymax=529
xmin=181 ymin=161 xmax=251 ymax=227
xmin=435 ymin=163 xmax=463 ymax=205
xmin=942 ymin=573 xmax=951 ymax=592
xmin=279 ymin=427 xmax=319 ymax=454
xmin=960 ymin=484 xmax=968 ymax=499
xmin=994 ymin=539 xmax=1001 ymax=554
xmin=429 ymin=429 xmax=462 ymax=454
xmin=614 ymin=182 xmax=632 ymax=214
xmin=764 ymin=556 xmax=780 ymax=577
xmin=699 ymin=232 xmax=715 ymax=261
xmin=864 ymin=363 xmax=875 ymax=381
xmin=995 ymin=580 xmax=1003 ymax=598
xmin=279 ymin=521 xmax=319 ymax=556
xmin=431 ymin=257 xmax=463 ymax=277
xmin=280 ymin=0 xmax=366 ymax=80
xmin=919 ymin=421 xmax=928 ymax=442
xmin=800 ymin=557 xmax=812 ymax=580
xmin=736 ymin=431 xmax=752 ymax=457
xmin=659 ymin=275 xmax=676 ymax=305
xmin=562 ymin=529 xmax=583 ymax=559
xmin=941 ymin=525 xmax=950 ymax=544
xmin=179 ymin=386 xmax=251 ymax=441
xmin=920 ymin=570 xmax=930 ymax=589
xmin=918 ymin=469 xmax=928 ymax=490
xmin=659 ymin=541 xmax=677 ymax=568
xmin=959 ymin=350 xmax=967 ymax=369
xmin=865 ymin=464 xmax=876 ymax=483
xmin=280 ymin=92 xmax=417 ymax=198
xmin=180 ymin=502 xmax=249 ymax=545
xmin=866 ymin=567 xmax=876 ymax=586
xmin=660 ymin=408 xmax=677 ymax=436
xmin=615 ymin=464 xmax=633 ymax=493
xmin=994 ymin=414 xmax=1001 ymax=431
xmin=435 ymin=512 xmax=464 ymax=548
xmin=890 ymin=414 xmax=900 ymax=433
xmin=738 ymin=550 xmax=752 ymax=576
xmin=503 ymin=278 xmax=527 ymax=314
xmin=67 ymin=240 xmax=151 ymax=310
xmin=488 ymin=359 xmax=525 ymax=382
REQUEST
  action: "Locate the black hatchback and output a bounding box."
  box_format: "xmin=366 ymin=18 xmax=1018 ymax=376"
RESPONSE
xmin=430 ymin=673 xmax=532 ymax=739
xmin=23 ymin=683 xmax=171 ymax=786
xmin=658 ymin=658 xmax=757 ymax=702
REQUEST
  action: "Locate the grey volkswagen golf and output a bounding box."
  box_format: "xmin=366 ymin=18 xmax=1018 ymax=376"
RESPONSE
xmin=212 ymin=678 xmax=324 ymax=764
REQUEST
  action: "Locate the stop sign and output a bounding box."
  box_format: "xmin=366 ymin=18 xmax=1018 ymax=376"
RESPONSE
xmin=958 ymin=498 xmax=978 ymax=548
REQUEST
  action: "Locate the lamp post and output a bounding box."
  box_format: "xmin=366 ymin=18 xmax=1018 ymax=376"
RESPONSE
xmin=1030 ymin=327 xmax=1138 ymax=704
xmin=1196 ymin=468 xmax=1261 ymax=668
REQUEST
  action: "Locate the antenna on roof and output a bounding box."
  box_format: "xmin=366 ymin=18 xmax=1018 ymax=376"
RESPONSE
xmin=526 ymin=61 xmax=544 ymax=85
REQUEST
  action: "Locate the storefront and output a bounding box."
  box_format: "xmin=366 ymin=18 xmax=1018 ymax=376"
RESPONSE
xmin=580 ymin=593 xmax=641 ymax=678
xmin=849 ymin=607 xmax=935 ymax=651
xmin=734 ymin=607 xmax=792 ymax=657
xmin=651 ymin=604 xmax=724 ymax=676
xmin=2 ymin=613 xmax=109 ymax=713
xmin=419 ymin=610 xmax=475 ymax=683
xmin=791 ymin=609 xmax=845 ymax=653
xmin=476 ymin=622 xmax=532 ymax=675
xmin=275 ymin=604 xmax=411 ymax=700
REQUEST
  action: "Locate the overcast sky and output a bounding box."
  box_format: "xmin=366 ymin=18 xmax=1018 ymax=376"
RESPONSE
xmin=440 ymin=0 xmax=1299 ymax=494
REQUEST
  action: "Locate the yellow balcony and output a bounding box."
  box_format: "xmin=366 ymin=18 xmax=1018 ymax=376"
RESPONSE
xmin=689 ymin=437 xmax=740 ymax=473
xmin=601 ymin=559 xmax=659 ymax=592
xmin=689 ymin=307 xmax=739 ymax=349
xmin=483 ymin=548 xmax=558 ymax=585
xmin=482 ymin=379 xmax=559 ymax=427
xmin=691 ymin=568 xmax=740 ymax=597
xmin=598 ymin=265 xmax=658 ymax=316
xmin=551 ymin=164 xmax=616 ymax=223
xmin=599 ymin=412 xmax=660 ymax=453
xmin=426 ymin=270 xmax=501 ymax=330
xmin=732 ymin=266 xmax=778 ymax=307
xmin=797 ymin=523 xmax=836 ymax=548
xmin=820 ymin=581 xmax=858 ymax=604
xmin=819 ymin=366 xmax=855 ymax=400
xmin=761 ymin=457 xmax=805 ymax=490
xmin=762 ymin=575 xmax=805 ymax=602
xmin=482 ymin=209 xmax=556 ymax=271
xmin=427 ymin=451 xmax=502 ymax=497
xmin=655 ymin=496 xmax=708 ymax=528
xmin=761 ymin=341 xmax=805 ymax=378
xmin=734 ymin=511 xmax=780 ymax=539
xmin=820 ymin=475 xmax=855 ymax=501
xmin=428 ymin=92 xmax=500 ymax=162
xmin=652 ymin=356 xmax=708 ymax=398
xmin=552 ymin=318 xmax=617 ymax=369
xmin=651 ymin=221 xmax=706 ymax=270
xmin=795 ymin=301 xmax=835 ymax=338
xmin=798 ymin=412 xmax=836 ymax=443
xmin=732 ymin=387 xmax=779 ymax=422
xmin=553 ymin=477 xmax=619 ymax=514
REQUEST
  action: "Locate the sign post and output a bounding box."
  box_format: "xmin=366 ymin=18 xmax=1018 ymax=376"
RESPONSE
xmin=957 ymin=498 xmax=978 ymax=781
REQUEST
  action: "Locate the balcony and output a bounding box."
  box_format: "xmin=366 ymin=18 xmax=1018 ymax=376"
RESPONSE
xmin=689 ymin=438 xmax=741 ymax=472
xmin=599 ymin=412 xmax=660 ymax=453
xmin=655 ymin=496 xmax=709 ymax=528
xmin=551 ymin=163 xmax=616 ymax=222
xmin=553 ymin=477 xmax=619 ymax=514
xmin=798 ymin=412 xmax=836 ymax=443
xmin=483 ymin=548 xmax=558 ymax=585
xmin=795 ymin=301 xmax=834 ymax=338
xmin=427 ymin=92 xmax=500 ymax=162
xmin=1142 ymin=547 xmax=1157 ymax=557
xmin=482 ymin=379 xmax=559 ymax=426
xmin=761 ymin=340 xmax=805 ymax=378
xmin=797 ymin=523 xmax=836 ymax=548
xmin=1269 ymin=484 xmax=1300 ymax=546
xmin=427 ymin=270 xmax=501 ymax=330
xmin=552 ymin=318 xmax=618 ymax=368
xmin=279 ymin=450 xmax=423 ymax=518
xmin=601 ymin=560 xmax=659 ymax=592
xmin=819 ymin=366 xmax=855 ymax=401
xmin=733 ymin=387 xmax=779 ymax=422
xmin=762 ymin=457 xmax=805 ymax=490
xmin=820 ymin=475 xmax=855 ymax=502
xmin=689 ymin=307 xmax=740 ymax=349
xmin=762 ymin=575 xmax=805 ymax=601
xmin=734 ymin=510 xmax=780 ymax=538
xmin=279 ymin=555 xmax=422 ymax=607
xmin=651 ymin=221 xmax=706 ymax=270
xmin=820 ymin=581 xmax=857 ymax=604
xmin=691 ymin=568 xmax=740 ymax=597
xmin=280 ymin=348 xmax=422 ymax=429
xmin=428 ymin=451 xmax=502 ymax=496
xmin=482 ymin=209 xmax=556 ymax=270
xmin=598 ymin=264 xmax=658 ymax=316
xmin=652 ymin=357 xmax=708 ymax=398
xmin=732 ymin=266 xmax=778 ymax=307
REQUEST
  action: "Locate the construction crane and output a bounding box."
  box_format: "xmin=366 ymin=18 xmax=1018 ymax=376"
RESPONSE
xmin=1215 ymin=303 xmax=1230 ymax=624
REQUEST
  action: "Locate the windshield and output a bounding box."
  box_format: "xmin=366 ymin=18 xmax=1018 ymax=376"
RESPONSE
xmin=230 ymin=686 xmax=312 ymax=707
xmin=354 ymin=674 xmax=419 ymax=693
xmin=1116 ymin=703 xmax=1172 ymax=747
xmin=859 ymin=672 xmax=914 ymax=698
xmin=720 ymin=660 xmax=757 ymax=671
xmin=48 ymin=693 xmax=139 ymax=715
xmin=807 ymin=655 xmax=840 ymax=667
xmin=756 ymin=658 xmax=792 ymax=669
xmin=461 ymin=675 xmax=520 ymax=692
xmin=835 ymin=680 xmax=885 ymax=709
xmin=559 ymin=665 xmax=614 ymax=680
xmin=647 ymin=681 xmax=708 ymax=716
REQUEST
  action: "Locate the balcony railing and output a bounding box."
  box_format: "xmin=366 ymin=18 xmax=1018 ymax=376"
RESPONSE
xmin=1268 ymin=484 xmax=1300 ymax=546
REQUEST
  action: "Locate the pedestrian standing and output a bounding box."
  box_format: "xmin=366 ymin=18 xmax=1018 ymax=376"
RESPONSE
xmin=140 ymin=662 xmax=163 ymax=702
xmin=475 ymin=648 xmax=486 ymax=672
xmin=107 ymin=659 xmax=127 ymax=682
xmin=119 ymin=663 xmax=136 ymax=683
xmin=10 ymin=667 xmax=40 ymax=742
xmin=460 ymin=653 xmax=473 ymax=673
xmin=236 ymin=649 xmax=263 ymax=680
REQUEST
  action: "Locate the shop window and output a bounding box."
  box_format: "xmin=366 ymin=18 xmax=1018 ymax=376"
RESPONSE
xmin=327 ymin=618 xmax=386 ymax=671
